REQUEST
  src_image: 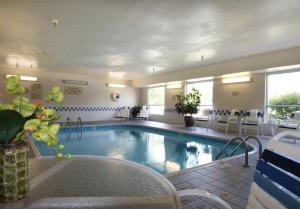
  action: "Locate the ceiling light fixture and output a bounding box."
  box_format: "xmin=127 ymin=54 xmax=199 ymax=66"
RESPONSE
xmin=107 ymin=83 xmax=126 ymax=88
xmin=222 ymin=76 xmax=251 ymax=84
xmin=167 ymin=82 xmax=182 ymax=89
xmin=186 ymin=76 xmax=214 ymax=83
xmin=6 ymin=75 xmax=38 ymax=81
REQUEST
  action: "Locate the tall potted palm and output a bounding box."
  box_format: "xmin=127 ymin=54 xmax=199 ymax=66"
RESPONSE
xmin=174 ymin=88 xmax=201 ymax=126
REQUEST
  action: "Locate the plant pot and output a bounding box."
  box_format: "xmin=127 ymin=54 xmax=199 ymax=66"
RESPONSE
xmin=0 ymin=141 xmax=29 ymax=203
xmin=184 ymin=116 xmax=194 ymax=127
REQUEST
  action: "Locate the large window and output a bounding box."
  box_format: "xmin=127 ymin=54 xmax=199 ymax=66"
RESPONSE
xmin=266 ymin=72 xmax=300 ymax=120
xmin=148 ymin=86 xmax=165 ymax=115
xmin=186 ymin=81 xmax=213 ymax=116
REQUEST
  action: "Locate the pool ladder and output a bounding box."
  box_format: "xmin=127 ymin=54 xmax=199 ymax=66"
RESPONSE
xmin=77 ymin=117 xmax=83 ymax=139
xmin=216 ymin=135 xmax=262 ymax=167
xmin=66 ymin=117 xmax=71 ymax=140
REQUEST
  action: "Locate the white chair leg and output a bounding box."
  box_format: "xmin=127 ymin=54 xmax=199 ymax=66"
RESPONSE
xmin=271 ymin=126 xmax=275 ymax=136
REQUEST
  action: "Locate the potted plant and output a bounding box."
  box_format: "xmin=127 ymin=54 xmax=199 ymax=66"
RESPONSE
xmin=0 ymin=75 xmax=69 ymax=203
xmin=174 ymin=88 xmax=201 ymax=126
xmin=130 ymin=105 xmax=142 ymax=119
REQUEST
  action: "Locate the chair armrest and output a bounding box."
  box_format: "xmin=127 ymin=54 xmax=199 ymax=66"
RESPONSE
xmin=176 ymin=189 xmax=232 ymax=209
xmin=227 ymin=116 xmax=238 ymax=123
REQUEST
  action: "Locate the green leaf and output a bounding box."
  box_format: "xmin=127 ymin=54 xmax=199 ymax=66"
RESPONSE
xmin=24 ymin=119 xmax=41 ymax=132
xmin=40 ymin=108 xmax=60 ymax=121
xmin=46 ymin=86 xmax=64 ymax=103
xmin=66 ymin=153 xmax=72 ymax=160
xmin=6 ymin=76 xmax=26 ymax=95
xmin=49 ymin=123 xmax=60 ymax=134
xmin=0 ymin=103 xmax=14 ymax=111
xmin=0 ymin=110 xmax=25 ymax=144
xmin=56 ymin=153 xmax=63 ymax=158
xmin=12 ymin=97 xmax=36 ymax=117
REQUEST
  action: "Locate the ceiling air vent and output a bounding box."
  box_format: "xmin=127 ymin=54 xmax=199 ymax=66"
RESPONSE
xmin=63 ymin=80 xmax=88 ymax=85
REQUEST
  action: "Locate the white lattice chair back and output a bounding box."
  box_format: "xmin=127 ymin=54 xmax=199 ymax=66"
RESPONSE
xmin=229 ymin=109 xmax=239 ymax=117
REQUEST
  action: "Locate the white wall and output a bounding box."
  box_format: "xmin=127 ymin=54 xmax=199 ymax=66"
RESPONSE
xmin=0 ymin=69 xmax=142 ymax=122
xmin=214 ymin=74 xmax=265 ymax=110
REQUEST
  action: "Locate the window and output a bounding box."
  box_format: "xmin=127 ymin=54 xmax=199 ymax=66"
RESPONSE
xmin=186 ymin=81 xmax=213 ymax=116
xmin=266 ymin=72 xmax=300 ymax=120
xmin=148 ymin=86 xmax=165 ymax=115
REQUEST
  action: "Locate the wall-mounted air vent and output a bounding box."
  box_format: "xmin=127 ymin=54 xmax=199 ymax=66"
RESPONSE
xmin=30 ymin=83 xmax=43 ymax=99
xmin=63 ymin=80 xmax=88 ymax=85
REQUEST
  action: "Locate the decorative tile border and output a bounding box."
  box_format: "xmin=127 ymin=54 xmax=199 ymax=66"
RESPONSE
xmin=163 ymin=107 xmax=264 ymax=117
xmin=48 ymin=105 xmax=263 ymax=117
xmin=50 ymin=106 xmax=124 ymax=112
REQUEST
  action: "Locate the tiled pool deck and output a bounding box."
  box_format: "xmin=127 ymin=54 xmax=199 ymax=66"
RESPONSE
xmin=52 ymin=120 xmax=299 ymax=208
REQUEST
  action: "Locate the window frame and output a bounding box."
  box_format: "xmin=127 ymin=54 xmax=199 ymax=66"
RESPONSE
xmin=148 ymin=86 xmax=165 ymax=115
xmin=185 ymin=80 xmax=214 ymax=116
xmin=265 ymin=70 xmax=300 ymax=120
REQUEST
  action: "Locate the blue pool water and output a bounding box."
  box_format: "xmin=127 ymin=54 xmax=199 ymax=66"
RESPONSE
xmin=33 ymin=125 xmax=250 ymax=174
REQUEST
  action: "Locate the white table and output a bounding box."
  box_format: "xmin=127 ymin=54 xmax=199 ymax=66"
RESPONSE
xmin=1 ymin=156 xmax=180 ymax=209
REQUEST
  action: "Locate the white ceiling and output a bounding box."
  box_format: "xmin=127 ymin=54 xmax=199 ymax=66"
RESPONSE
xmin=1 ymin=0 xmax=300 ymax=80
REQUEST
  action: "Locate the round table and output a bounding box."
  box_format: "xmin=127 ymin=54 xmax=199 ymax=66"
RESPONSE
xmin=2 ymin=156 xmax=181 ymax=209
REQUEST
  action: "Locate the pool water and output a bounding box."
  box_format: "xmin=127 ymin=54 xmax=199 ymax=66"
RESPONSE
xmin=33 ymin=125 xmax=250 ymax=174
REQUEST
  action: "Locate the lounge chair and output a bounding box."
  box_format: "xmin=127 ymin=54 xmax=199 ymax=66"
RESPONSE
xmin=113 ymin=106 xmax=130 ymax=121
xmin=279 ymin=111 xmax=300 ymax=130
xmin=136 ymin=106 xmax=149 ymax=120
xmin=195 ymin=108 xmax=214 ymax=129
xmin=246 ymin=130 xmax=300 ymax=208
xmin=215 ymin=109 xmax=240 ymax=134
xmin=239 ymin=109 xmax=262 ymax=136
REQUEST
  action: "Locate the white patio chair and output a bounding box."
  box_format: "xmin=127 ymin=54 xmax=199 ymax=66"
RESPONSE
xmin=239 ymin=109 xmax=262 ymax=136
xmin=278 ymin=111 xmax=300 ymax=143
xmin=113 ymin=106 xmax=130 ymax=121
xmin=195 ymin=109 xmax=213 ymax=129
xmin=215 ymin=109 xmax=240 ymax=134
xmin=137 ymin=106 xmax=149 ymax=120
xmin=261 ymin=118 xmax=279 ymax=137
xmin=279 ymin=111 xmax=300 ymax=130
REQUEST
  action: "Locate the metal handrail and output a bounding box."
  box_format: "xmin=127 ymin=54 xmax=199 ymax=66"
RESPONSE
xmin=77 ymin=117 xmax=83 ymax=139
xmin=229 ymin=142 xmax=242 ymax=156
xmin=216 ymin=136 xmax=249 ymax=167
xmin=244 ymin=136 xmax=263 ymax=159
xmin=66 ymin=117 xmax=71 ymax=140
